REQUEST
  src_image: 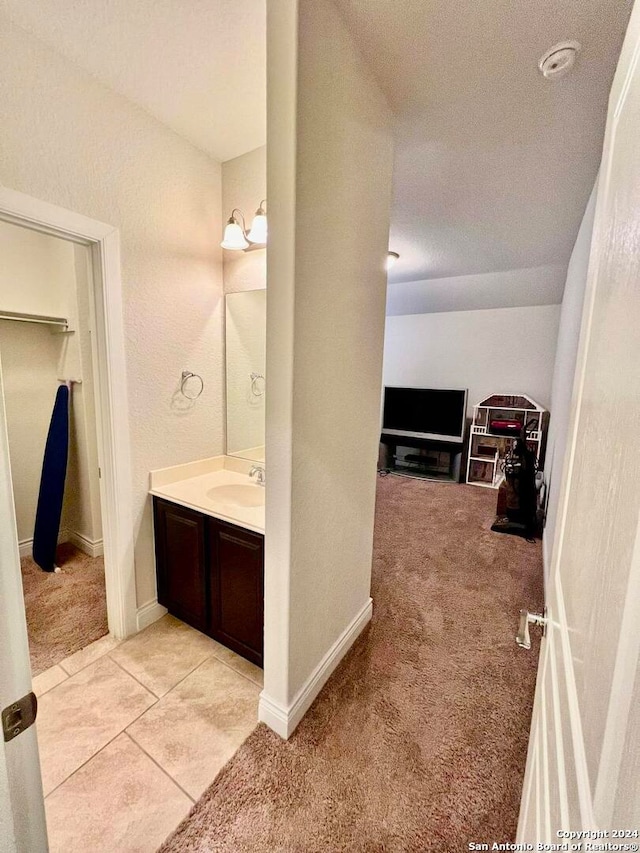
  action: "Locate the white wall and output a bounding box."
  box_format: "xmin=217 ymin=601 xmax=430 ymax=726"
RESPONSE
xmin=0 ymin=14 xmax=224 ymax=607
xmin=222 ymin=146 xmax=267 ymax=295
xmin=264 ymin=0 xmax=394 ymax=727
xmin=386 ymin=264 xmax=567 ymax=316
xmin=543 ymin=184 xmax=598 ymax=564
xmin=383 ymin=304 xmax=561 ymax=416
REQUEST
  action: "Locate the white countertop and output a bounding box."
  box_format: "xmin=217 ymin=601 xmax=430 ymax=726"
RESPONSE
xmin=149 ymin=455 xmax=265 ymax=535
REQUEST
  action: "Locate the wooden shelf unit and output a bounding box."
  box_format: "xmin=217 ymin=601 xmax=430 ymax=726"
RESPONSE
xmin=465 ymin=394 xmax=548 ymax=489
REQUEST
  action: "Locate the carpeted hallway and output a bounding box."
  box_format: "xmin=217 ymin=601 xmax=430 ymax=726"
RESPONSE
xmin=21 ymin=542 xmax=108 ymax=675
xmin=159 ymin=476 xmax=544 ymax=853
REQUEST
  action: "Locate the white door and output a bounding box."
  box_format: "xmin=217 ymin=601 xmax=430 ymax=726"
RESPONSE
xmin=0 ymin=354 xmax=48 ymax=851
xmin=518 ymin=2 xmax=640 ymax=841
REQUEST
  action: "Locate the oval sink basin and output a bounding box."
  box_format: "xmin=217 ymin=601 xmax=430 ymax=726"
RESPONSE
xmin=207 ymin=484 xmax=265 ymax=508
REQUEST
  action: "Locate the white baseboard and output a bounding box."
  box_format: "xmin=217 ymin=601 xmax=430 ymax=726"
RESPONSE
xmin=136 ymin=599 xmax=167 ymax=631
xmin=258 ymin=693 xmax=291 ymax=738
xmin=18 ymin=538 xmax=33 ymax=559
xmin=67 ymin=530 xmax=104 ymax=558
xmin=259 ymin=597 xmax=373 ymax=740
xmin=19 ymin=528 xmax=70 ymax=559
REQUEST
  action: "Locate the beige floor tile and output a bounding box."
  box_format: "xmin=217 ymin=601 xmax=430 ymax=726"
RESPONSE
xmin=210 ymin=644 xmax=264 ymax=687
xmin=32 ymin=665 xmax=67 ymax=698
xmin=59 ymin=633 xmax=121 ymax=676
xmin=110 ymin=615 xmax=218 ymax=697
xmin=127 ymin=656 xmax=259 ymax=799
xmin=37 ymin=656 xmax=155 ymax=795
xmin=45 ymin=733 xmax=192 ymax=853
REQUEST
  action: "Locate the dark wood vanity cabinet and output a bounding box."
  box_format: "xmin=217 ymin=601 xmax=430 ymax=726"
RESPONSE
xmin=154 ymin=499 xmax=207 ymax=632
xmin=208 ymin=521 xmax=264 ymax=665
xmin=153 ymin=498 xmax=264 ymax=666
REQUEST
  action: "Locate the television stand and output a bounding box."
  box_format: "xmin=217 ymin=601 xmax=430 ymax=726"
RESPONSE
xmin=379 ymin=435 xmax=463 ymax=484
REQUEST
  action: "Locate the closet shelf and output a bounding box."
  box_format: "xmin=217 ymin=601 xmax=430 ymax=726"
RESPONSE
xmin=0 ymin=310 xmax=72 ymax=332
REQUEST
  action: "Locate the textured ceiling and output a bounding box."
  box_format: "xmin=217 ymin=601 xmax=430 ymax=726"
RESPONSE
xmin=0 ymin=0 xmax=266 ymax=163
xmin=2 ymin=0 xmax=633 ymax=289
xmin=336 ymin=0 xmax=633 ymax=283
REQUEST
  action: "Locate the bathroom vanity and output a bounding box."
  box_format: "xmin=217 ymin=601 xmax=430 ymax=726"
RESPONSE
xmin=150 ymin=290 xmax=268 ymax=668
xmin=150 ymin=457 xmax=265 ymax=667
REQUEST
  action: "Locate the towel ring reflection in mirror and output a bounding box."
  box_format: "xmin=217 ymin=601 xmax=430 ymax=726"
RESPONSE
xmin=250 ymin=372 xmax=265 ymax=397
xmin=180 ymin=370 xmax=204 ymax=400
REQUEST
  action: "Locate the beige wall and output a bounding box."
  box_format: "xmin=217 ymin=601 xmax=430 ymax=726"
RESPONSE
xmin=0 ymin=223 xmax=72 ymax=318
xmin=222 ymin=146 xmax=267 ymax=295
xmin=0 ymin=320 xmax=63 ymax=543
xmin=60 ymin=245 xmax=103 ymax=547
xmin=0 ymin=15 xmax=224 ymax=607
xmin=265 ymin=0 xmax=394 ymax=711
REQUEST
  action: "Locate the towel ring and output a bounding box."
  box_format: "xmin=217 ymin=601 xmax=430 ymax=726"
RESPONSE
xmin=250 ymin=372 xmax=265 ymax=397
xmin=180 ymin=370 xmax=204 ymax=400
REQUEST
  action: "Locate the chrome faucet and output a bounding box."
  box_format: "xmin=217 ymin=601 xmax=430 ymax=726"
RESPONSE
xmin=249 ymin=465 xmax=266 ymax=486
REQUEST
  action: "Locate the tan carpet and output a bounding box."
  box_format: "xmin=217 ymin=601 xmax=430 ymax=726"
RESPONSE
xmin=159 ymin=477 xmax=544 ymax=853
xmin=21 ymin=542 xmax=108 ymax=675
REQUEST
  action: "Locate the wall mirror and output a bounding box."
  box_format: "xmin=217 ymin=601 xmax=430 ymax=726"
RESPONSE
xmin=225 ymin=290 xmax=266 ymax=463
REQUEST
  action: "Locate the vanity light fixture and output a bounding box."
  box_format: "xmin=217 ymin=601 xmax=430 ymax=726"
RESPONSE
xmin=221 ymin=201 xmax=267 ymax=251
xmin=387 ymin=251 xmax=400 ymax=271
xmin=221 ymin=209 xmax=249 ymax=250
xmin=247 ymin=200 xmax=268 ymax=244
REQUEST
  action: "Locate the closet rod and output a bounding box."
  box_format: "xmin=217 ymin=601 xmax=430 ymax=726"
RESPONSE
xmin=0 ymin=310 xmax=69 ymax=329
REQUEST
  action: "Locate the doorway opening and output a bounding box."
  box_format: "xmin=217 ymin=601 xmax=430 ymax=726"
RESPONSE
xmin=0 ymin=187 xmax=138 ymax=663
xmin=0 ymin=220 xmax=108 ymax=675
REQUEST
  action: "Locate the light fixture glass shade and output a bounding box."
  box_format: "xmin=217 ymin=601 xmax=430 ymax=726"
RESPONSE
xmin=221 ymin=219 xmax=249 ymax=250
xmin=386 ymin=251 xmax=400 ymax=271
xmin=247 ymin=212 xmax=267 ymax=244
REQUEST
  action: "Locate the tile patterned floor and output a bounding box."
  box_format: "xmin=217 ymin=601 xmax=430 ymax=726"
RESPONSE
xmin=33 ymin=615 xmax=262 ymax=853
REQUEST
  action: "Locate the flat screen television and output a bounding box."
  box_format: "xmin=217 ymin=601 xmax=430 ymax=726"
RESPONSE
xmin=382 ymin=386 xmax=468 ymax=444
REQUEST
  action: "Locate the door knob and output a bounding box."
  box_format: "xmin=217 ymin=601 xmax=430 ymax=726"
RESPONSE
xmin=516 ymin=609 xmax=547 ymax=649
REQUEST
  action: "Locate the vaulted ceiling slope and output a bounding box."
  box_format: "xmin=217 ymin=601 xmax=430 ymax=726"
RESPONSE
xmin=0 ymin=0 xmax=266 ymax=163
xmin=336 ymin=0 xmax=633 ymax=284
xmin=2 ymin=0 xmax=632 ymax=293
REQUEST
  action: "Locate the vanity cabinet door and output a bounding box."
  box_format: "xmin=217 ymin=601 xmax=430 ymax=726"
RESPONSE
xmin=208 ymin=519 xmax=264 ymax=667
xmin=154 ymin=499 xmax=207 ymax=632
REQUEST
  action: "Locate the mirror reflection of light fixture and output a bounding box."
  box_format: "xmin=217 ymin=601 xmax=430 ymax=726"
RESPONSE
xmin=221 ymin=201 xmax=267 ymax=251
xmin=386 ymin=251 xmax=400 ymax=271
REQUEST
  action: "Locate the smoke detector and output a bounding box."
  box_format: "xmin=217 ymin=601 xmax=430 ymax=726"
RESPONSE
xmin=538 ymin=41 xmax=581 ymax=79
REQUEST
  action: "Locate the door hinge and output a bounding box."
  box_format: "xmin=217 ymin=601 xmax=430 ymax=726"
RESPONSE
xmin=98 ymin=467 xmax=102 ymax=479
xmin=2 ymin=692 xmax=38 ymax=743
